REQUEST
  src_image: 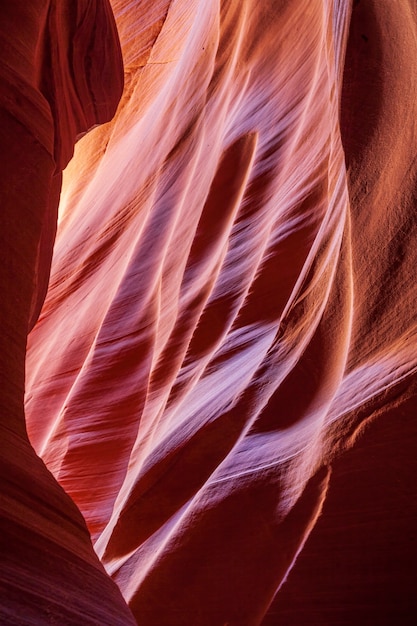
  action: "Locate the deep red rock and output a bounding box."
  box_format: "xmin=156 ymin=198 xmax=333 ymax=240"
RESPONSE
xmin=0 ymin=2 xmax=135 ymax=624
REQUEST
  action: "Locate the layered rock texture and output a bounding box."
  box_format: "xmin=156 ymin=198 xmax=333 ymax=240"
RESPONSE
xmin=1 ymin=0 xmax=416 ymax=624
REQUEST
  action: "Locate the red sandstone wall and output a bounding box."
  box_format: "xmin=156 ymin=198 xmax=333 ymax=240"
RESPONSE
xmin=0 ymin=2 xmax=135 ymax=624
xmin=1 ymin=1 xmax=416 ymax=624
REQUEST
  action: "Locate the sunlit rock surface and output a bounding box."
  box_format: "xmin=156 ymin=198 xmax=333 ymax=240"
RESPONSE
xmin=2 ymin=0 xmax=415 ymax=624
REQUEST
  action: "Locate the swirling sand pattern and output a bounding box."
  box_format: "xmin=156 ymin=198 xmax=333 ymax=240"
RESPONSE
xmin=24 ymin=0 xmax=417 ymax=623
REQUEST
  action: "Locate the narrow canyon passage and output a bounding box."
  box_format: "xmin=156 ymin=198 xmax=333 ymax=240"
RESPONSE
xmin=1 ymin=1 xmax=416 ymax=624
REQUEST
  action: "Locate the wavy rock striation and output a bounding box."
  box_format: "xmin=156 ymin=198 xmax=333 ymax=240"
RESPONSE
xmin=1 ymin=0 xmax=415 ymax=624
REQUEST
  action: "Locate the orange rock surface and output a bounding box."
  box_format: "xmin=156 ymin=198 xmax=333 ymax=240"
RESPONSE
xmin=1 ymin=1 xmax=416 ymax=624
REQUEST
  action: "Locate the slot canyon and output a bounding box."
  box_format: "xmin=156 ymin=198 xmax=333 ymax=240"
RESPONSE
xmin=0 ymin=1 xmax=416 ymax=624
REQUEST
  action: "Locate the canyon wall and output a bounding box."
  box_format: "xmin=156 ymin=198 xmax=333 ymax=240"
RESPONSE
xmin=0 ymin=2 xmax=135 ymax=624
xmin=1 ymin=1 xmax=416 ymax=624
